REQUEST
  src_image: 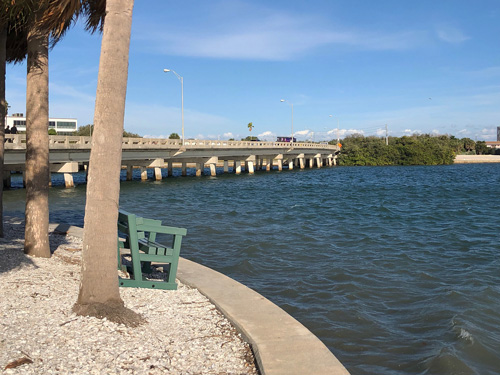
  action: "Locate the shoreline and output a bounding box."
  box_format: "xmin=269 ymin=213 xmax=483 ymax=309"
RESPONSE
xmin=454 ymin=154 xmax=500 ymax=163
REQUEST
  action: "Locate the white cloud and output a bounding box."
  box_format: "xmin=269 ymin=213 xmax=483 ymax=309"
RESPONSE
xmin=136 ymin=3 xmax=427 ymax=61
xmin=436 ymin=26 xmax=470 ymax=44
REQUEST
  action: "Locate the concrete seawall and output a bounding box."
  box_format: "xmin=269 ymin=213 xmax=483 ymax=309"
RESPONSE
xmin=454 ymin=155 xmax=500 ymax=163
xmin=49 ymin=223 xmax=350 ymax=375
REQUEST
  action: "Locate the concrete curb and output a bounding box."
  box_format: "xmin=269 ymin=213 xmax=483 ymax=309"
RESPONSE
xmin=56 ymin=224 xmax=349 ymax=374
xmin=177 ymin=258 xmax=350 ymax=375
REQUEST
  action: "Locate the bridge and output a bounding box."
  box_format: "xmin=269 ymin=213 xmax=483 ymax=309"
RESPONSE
xmin=3 ymin=135 xmax=341 ymax=188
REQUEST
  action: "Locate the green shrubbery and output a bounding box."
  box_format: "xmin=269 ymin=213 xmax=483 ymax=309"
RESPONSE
xmin=337 ymin=134 xmax=483 ymax=166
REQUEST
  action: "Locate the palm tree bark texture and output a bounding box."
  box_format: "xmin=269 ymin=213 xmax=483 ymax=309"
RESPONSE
xmin=24 ymin=7 xmax=50 ymax=258
xmin=74 ymin=0 xmax=143 ymax=326
xmin=0 ymin=27 xmax=6 ymax=238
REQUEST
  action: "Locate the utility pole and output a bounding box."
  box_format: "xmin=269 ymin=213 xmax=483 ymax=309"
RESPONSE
xmin=385 ymin=124 xmax=388 ymax=145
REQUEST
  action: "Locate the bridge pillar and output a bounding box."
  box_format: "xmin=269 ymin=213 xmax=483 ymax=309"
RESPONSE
xmin=196 ymin=162 xmax=203 ymax=177
xmin=64 ymin=173 xmax=74 ymax=188
xmin=288 ymin=158 xmax=294 ymax=170
xmin=235 ymin=160 xmax=242 ymax=175
xmin=266 ymin=158 xmax=272 ymax=171
xmin=154 ymin=167 xmax=162 ymax=180
xmin=309 ymin=158 xmax=314 ymax=168
xmin=277 ymin=159 xmax=283 ymax=171
xmin=248 ymin=161 xmax=255 ymax=174
xmin=126 ymin=165 xmax=133 ymax=180
xmin=299 ymin=158 xmax=305 ymax=169
xmin=210 ymin=163 xmax=217 ymax=176
xmin=259 ymin=158 xmax=264 ymax=170
xmin=3 ymin=171 xmax=11 ymax=189
xmin=316 ymin=157 xmax=322 ymax=168
xmin=140 ymin=167 xmax=148 ymax=180
xmin=168 ymin=162 xmax=173 ymax=177
xmin=223 ymin=160 xmax=229 ymax=173
xmin=182 ymin=162 xmax=187 ymax=176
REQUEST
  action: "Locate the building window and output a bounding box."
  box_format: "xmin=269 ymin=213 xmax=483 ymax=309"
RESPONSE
xmin=14 ymin=120 xmax=26 ymax=126
xmin=49 ymin=121 xmax=56 ymax=128
xmin=56 ymin=121 xmax=77 ymax=129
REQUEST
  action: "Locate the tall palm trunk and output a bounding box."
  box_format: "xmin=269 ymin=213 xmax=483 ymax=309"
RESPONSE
xmin=0 ymin=27 xmax=6 ymax=238
xmin=74 ymin=0 xmax=141 ymax=325
xmin=24 ymin=14 xmax=50 ymax=257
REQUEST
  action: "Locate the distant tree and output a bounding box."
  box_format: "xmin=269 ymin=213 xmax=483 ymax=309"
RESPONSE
xmin=169 ymin=132 xmax=180 ymax=139
xmin=475 ymin=141 xmax=490 ymax=155
xmin=48 ymin=129 xmax=57 ymax=135
xmin=247 ymin=122 xmax=254 ymax=132
xmin=462 ymin=137 xmax=476 ymax=153
xmin=123 ymin=129 xmax=140 ymax=138
xmin=242 ymin=136 xmax=260 ymax=141
xmin=76 ymin=124 xmax=94 ymax=136
xmin=228 ymin=138 xmax=235 ymax=141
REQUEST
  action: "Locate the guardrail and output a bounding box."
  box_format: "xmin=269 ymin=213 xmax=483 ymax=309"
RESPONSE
xmin=4 ymin=135 xmax=339 ymax=151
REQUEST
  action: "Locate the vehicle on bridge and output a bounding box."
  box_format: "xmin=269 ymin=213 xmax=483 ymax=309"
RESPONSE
xmin=276 ymin=136 xmax=297 ymax=142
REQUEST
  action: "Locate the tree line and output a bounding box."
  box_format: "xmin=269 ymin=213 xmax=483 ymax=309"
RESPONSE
xmin=335 ymin=134 xmax=497 ymax=166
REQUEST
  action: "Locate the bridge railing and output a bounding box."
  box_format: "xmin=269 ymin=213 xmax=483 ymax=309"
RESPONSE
xmin=4 ymin=134 xmax=339 ymax=151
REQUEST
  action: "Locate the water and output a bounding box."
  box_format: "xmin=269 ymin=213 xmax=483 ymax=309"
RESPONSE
xmin=4 ymin=164 xmax=500 ymax=375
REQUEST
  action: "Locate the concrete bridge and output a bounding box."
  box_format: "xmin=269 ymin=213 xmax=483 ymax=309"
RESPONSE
xmin=3 ymin=135 xmax=340 ymax=188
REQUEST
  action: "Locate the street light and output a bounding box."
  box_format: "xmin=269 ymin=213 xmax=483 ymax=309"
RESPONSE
xmin=280 ymin=99 xmax=294 ymax=144
xmin=329 ymin=114 xmax=340 ymax=143
xmin=163 ymin=68 xmax=184 ymax=145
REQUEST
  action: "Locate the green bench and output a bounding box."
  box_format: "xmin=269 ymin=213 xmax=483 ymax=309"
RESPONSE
xmin=117 ymin=210 xmax=187 ymax=290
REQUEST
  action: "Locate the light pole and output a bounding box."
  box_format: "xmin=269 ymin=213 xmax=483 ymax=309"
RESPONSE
xmin=163 ymin=68 xmax=184 ymax=145
xmin=280 ymin=99 xmax=294 ymax=144
xmin=329 ymin=114 xmax=340 ymax=144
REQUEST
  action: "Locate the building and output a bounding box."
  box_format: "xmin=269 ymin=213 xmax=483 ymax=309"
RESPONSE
xmin=485 ymin=141 xmax=500 ymax=149
xmin=497 ymin=126 xmax=500 ymax=142
xmin=5 ymin=113 xmax=77 ymax=135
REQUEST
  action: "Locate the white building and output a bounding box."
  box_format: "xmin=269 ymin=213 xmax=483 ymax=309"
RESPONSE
xmin=5 ymin=113 xmax=77 ymax=135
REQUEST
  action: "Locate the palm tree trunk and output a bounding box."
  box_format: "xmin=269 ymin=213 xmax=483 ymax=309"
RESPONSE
xmin=24 ymin=19 xmax=50 ymax=257
xmin=0 ymin=27 xmax=6 ymax=238
xmin=74 ymin=0 xmax=142 ymax=326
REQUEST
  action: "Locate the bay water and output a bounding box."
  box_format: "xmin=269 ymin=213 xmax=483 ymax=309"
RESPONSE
xmin=4 ymin=163 xmax=500 ymax=375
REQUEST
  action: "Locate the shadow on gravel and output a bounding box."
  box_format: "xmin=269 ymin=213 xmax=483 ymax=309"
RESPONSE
xmin=0 ymin=217 xmax=76 ymax=274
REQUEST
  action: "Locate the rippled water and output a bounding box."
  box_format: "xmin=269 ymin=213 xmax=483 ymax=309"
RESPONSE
xmin=4 ymin=164 xmax=500 ymax=375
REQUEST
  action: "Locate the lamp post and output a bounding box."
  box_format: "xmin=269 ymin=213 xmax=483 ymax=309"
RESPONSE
xmin=163 ymin=68 xmax=184 ymax=145
xmin=329 ymin=114 xmax=340 ymax=144
xmin=280 ymin=99 xmax=294 ymax=144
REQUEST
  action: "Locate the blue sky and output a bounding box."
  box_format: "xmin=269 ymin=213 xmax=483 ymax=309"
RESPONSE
xmin=6 ymin=0 xmax=500 ymax=141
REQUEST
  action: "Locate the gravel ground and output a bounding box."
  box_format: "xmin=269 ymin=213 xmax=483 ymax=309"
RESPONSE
xmin=0 ymin=218 xmax=258 ymax=375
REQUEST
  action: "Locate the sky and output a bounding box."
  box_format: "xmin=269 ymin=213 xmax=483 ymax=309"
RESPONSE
xmin=5 ymin=0 xmax=500 ymax=141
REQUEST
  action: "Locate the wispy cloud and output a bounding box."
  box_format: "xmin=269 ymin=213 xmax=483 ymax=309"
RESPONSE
xmin=136 ymin=2 xmax=426 ymax=61
xmin=436 ymin=25 xmax=470 ymax=44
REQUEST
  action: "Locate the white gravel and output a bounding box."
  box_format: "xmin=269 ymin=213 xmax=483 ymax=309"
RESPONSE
xmin=0 ymin=218 xmax=258 ymax=375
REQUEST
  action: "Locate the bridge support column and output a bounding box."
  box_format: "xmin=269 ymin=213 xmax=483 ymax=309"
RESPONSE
xmin=316 ymin=157 xmax=322 ymax=168
xmin=235 ymin=161 xmax=242 ymax=175
xmin=309 ymin=158 xmax=314 ymax=168
xmin=182 ymin=162 xmax=187 ymax=176
xmin=196 ymin=163 xmax=203 ymax=177
xmin=266 ymin=158 xmax=272 ymax=171
xmin=223 ymin=160 xmax=229 ymax=173
xmin=140 ymin=167 xmax=148 ymax=180
xmin=126 ymin=165 xmax=133 ymax=180
xmin=299 ymin=158 xmax=305 ymax=169
xmin=168 ymin=163 xmax=173 ymax=177
xmin=63 ymin=173 xmax=74 ymax=188
xmin=259 ymin=158 xmax=264 ymax=170
xmin=3 ymin=171 xmax=11 ymax=189
xmin=247 ymin=161 xmax=255 ymax=174
xmin=288 ymin=158 xmax=294 ymax=170
xmin=154 ymin=167 xmax=162 ymax=180
xmin=277 ymin=159 xmax=283 ymax=171
xmin=210 ymin=163 xmax=217 ymax=176
xmin=333 ymin=156 xmax=337 ymax=166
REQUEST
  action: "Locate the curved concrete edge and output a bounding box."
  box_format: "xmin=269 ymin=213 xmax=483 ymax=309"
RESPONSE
xmin=51 ymin=224 xmax=350 ymax=374
xmin=177 ymin=257 xmax=350 ymax=375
